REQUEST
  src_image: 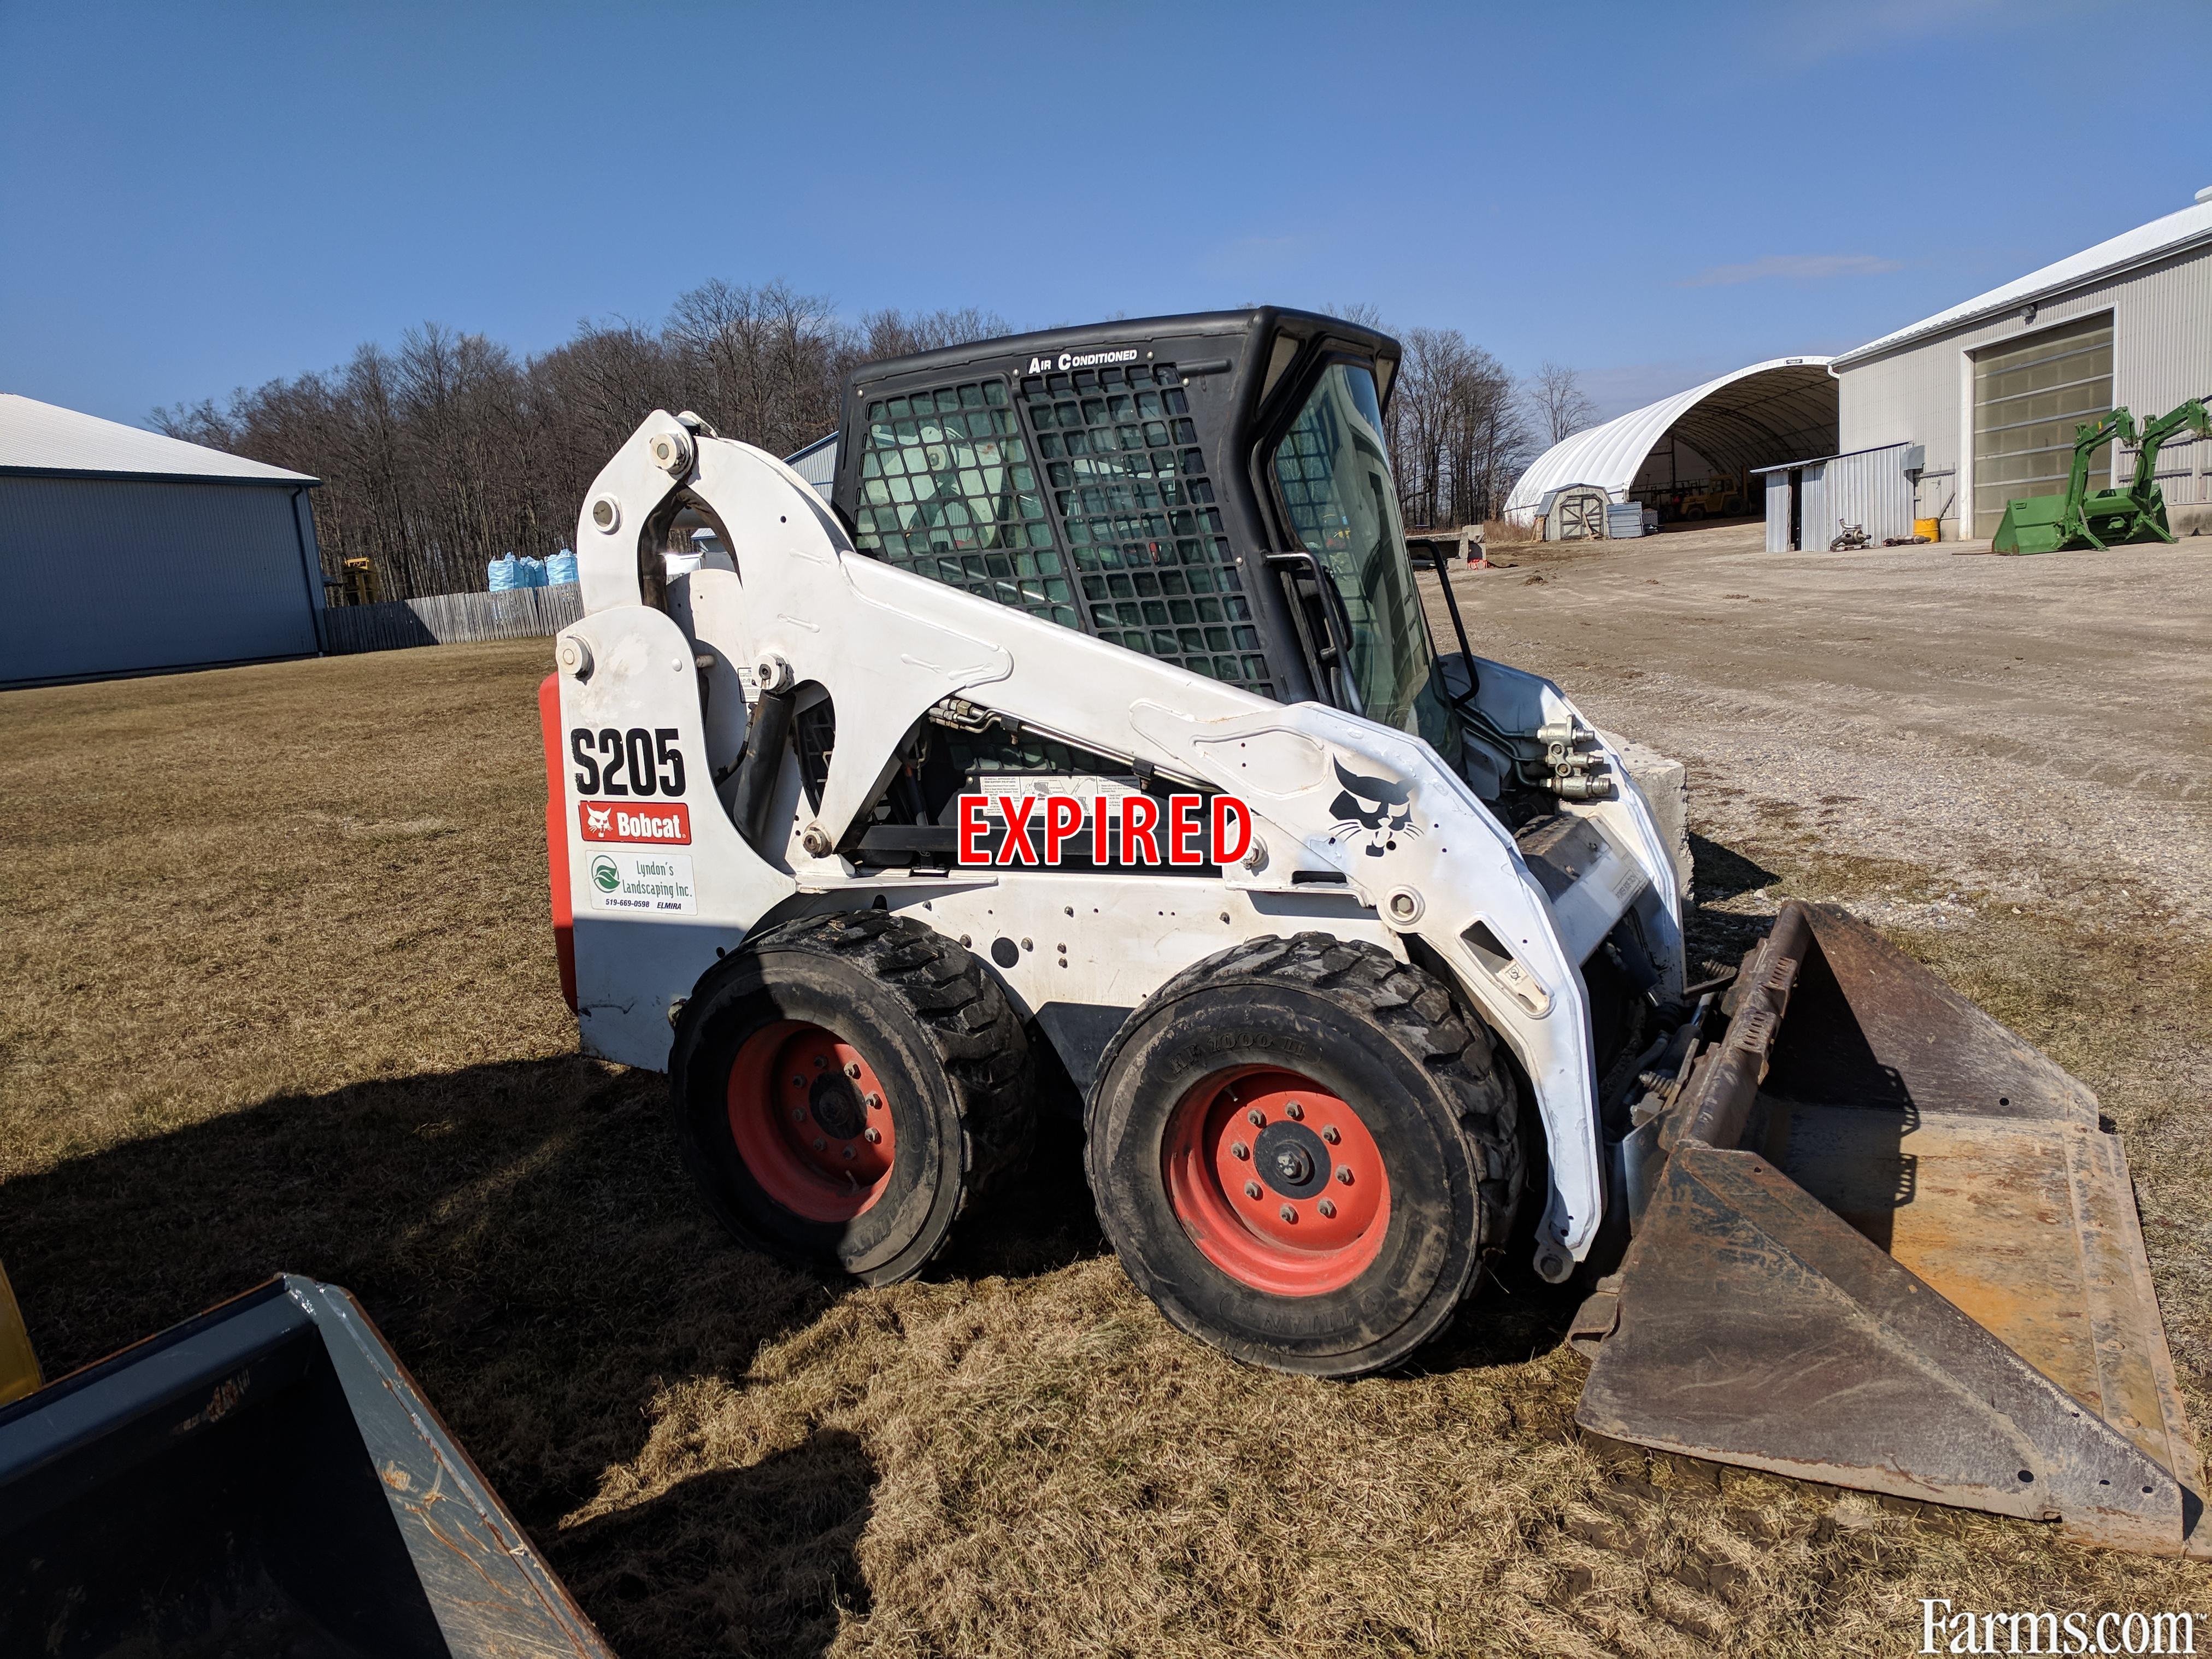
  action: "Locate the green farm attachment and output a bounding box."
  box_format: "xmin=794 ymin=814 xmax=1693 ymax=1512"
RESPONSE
xmin=1994 ymin=396 xmax=2210 ymax=555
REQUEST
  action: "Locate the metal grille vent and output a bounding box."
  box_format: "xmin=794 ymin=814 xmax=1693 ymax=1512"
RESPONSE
xmin=852 ymin=380 xmax=1077 ymax=628
xmin=1021 ymin=363 xmax=1274 ymax=696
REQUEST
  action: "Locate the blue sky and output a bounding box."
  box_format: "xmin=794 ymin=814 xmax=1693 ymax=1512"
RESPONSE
xmin=3 ymin=0 xmax=2205 ymax=429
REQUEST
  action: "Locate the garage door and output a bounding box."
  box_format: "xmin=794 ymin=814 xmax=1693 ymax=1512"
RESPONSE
xmin=1972 ymin=313 xmax=2113 ymax=538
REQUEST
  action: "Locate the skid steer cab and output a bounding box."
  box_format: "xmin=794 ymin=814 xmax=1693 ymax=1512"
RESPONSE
xmin=540 ymin=309 xmax=2204 ymax=1555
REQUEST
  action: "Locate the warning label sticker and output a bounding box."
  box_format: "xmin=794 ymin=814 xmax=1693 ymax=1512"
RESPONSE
xmin=587 ymin=850 xmax=697 ymax=915
xmin=579 ymin=799 xmax=691 ymax=844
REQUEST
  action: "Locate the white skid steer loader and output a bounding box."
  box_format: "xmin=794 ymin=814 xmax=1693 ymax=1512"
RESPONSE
xmin=540 ymin=310 xmax=2204 ymax=1555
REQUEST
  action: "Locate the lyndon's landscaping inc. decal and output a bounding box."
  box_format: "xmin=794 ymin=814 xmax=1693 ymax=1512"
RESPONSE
xmin=956 ymin=792 xmax=1252 ymax=867
xmin=587 ymin=850 xmax=696 ymax=914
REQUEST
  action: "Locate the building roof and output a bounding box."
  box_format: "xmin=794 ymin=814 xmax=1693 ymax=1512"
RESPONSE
xmin=1750 ymin=440 xmax=1916 ymax=474
xmin=1504 ymin=357 xmax=1837 ymax=519
xmin=1831 ymin=197 xmax=2212 ymax=369
xmin=0 ymin=393 xmax=317 ymax=486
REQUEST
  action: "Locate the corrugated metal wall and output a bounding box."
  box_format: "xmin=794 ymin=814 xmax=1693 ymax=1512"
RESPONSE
xmin=1822 ymin=445 xmax=1917 ymax=544
xmin=1836 ymin=239 xmax=2211 ymax=537
xmin=0 ymin=475 xmax=322 ymax=686
xmin=1765 ymin=472 xmax=1792 ymax=552
xmin=1801 ymin=464 xmax=1826 ymax=551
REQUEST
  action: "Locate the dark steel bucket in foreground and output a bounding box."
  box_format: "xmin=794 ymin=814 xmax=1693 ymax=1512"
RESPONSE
xmin=0 ymin=1275 xmax=613 ymax=1657
xmin=1573 ymin=901 xmax=2207 ymax=1557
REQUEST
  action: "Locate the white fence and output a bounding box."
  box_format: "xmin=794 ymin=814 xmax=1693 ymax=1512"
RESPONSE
xmin=322 ymin=584 xmax=583 ymax=655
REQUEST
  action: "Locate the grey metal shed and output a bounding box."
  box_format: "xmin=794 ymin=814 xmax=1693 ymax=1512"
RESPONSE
xmin=0 ymin=395 xmax=324 ymax=687
xmin=1754 ymin=442 xmax=1923 ymax=552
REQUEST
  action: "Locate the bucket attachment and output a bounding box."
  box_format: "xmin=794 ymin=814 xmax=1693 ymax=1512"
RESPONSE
xmin=1574 ymin=902 xmax=2206 ymax=1557
xmin=0 ymin=1275 xmax=613 ymax=1657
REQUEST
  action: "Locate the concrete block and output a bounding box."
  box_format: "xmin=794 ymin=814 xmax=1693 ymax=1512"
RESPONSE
xmin=1598 ymin=730 xmax=1691 ymax=906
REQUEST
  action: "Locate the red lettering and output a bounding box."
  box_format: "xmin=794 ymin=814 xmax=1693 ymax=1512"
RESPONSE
xmin=1093 ymin=793 xmax=1111 ymax=864
xmin=1167 ymin=794 xmax=1203 ymax=865
xmin=997 ymin=795 xmax=1039 ymax=865
xmin=1122 ymin=794 xmax=1161 ymax=864
xmin=1045 ymin=795 xmax=1083 ymax=864
xmin=1210 ymin=796 xmax=1252 ymax=864
xmin=957 ymin=795 xmax=991 ymax=864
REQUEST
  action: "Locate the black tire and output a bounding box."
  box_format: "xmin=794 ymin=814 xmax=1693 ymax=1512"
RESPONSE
xmin=1085 ymin=933 xmax=1522 ymax=1377
xmin=670 ymin=910 xmax=1033 ymax=1285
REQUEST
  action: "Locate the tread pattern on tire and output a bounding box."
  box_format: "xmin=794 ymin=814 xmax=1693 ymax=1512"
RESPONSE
xmin=1089 ymin=929 xmax=1526 ymax=1289
xmin=730 ymin=909 xmax=1034 ymax=1216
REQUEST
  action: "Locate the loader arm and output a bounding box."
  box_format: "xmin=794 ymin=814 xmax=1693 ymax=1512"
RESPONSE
xmin=557 ymin=413 xmax=1683 ymax=1272
xmin=2126 ymin=396 xmax=2210 ymax=502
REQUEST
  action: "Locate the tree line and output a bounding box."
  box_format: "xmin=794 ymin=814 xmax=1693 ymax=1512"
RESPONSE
xmin=155 ymin=284 xmax=1595 ymax=599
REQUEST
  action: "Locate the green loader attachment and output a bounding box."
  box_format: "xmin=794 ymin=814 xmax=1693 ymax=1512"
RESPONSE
xmin=1994 ymin=396 xmax=2210 ymax=555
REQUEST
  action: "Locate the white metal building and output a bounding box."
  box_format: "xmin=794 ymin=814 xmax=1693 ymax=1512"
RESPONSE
xmin=1832 ymin=191 xmax=2212 ymax=540
xmin=786 ymin=432 xmax=838 ymax=500
xmin=1505 ymin=358 xmax=1838 ymax=526
xmin=1754 ymin=442 xmax=1922 ymax=551
xmin=0 ymin=394 xmax=325 ymax=687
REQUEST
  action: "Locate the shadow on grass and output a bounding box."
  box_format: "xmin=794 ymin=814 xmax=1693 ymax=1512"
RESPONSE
xmin=936 ymin=1113 xmax=1105 ymax=1283
xmin=0 ymin=1054 xmax=860 ymax=1655
xmin=1689 ymin=831 xmax=1779 ymax=902
xmin=1687 ymin=831 xmax=1783 ymax=970
xmin=561 ymin=1427 xmax=876 ymax=1657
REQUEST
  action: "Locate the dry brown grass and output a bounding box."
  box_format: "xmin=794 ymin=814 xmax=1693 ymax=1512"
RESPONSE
xmin=2 ymin=639 xmax=2207 ymax=1656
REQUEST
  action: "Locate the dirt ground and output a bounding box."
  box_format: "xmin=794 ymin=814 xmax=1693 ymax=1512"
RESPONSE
xmin=2 ymin=523 xmax=2208 ymax=1655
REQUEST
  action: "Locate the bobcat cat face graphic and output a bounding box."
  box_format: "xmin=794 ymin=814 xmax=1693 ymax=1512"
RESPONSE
xmin=1328 ymin=758 xmax=1420 ymax=857
xmin=585 ymin=804 xmax=613 ymax=833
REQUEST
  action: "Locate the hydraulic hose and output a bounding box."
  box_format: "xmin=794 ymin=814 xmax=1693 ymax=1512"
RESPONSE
xmin=729 ymin=686 xmax=796 ymax=854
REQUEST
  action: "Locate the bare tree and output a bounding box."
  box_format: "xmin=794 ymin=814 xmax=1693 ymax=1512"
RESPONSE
xmin=1525 ymin=361 xmax=1598 ymax=449
xmin=156 ymin=287 xmax=1534 ymax=595
xmin=1374 ymin=323 xmax=1531 ymax=528
xmin=1318 ymin=301 xmax=1386 ymax=330
xmin=855 ymin=307 xmax=1012 ymax=362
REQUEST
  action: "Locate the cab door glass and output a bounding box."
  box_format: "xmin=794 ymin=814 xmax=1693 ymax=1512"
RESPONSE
xmin=1270 ymin=363 xmax=1449 ymax=747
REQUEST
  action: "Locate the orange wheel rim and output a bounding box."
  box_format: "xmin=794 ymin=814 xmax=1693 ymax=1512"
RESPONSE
xmin=726 ymin=1020 xmax=897 ymax=1222
xmin=1161 ymin=1066 xmax=1390 ymax=1296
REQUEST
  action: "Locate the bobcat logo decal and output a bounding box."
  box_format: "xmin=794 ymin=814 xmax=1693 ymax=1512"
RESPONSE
xmin=584 ymin=804 xmax=613 ymax=835
xmin=1328 ymin=758 xmax=1421 ymax=857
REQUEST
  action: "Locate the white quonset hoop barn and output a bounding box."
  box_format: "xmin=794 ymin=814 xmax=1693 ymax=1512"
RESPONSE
xmin=0 ymin=394 xmax=325 ymax=688
xmin=1505 ymin=358 xmax=1838 ymax=528
xmin=1832 ymin=190 xmax=2212 ymax=540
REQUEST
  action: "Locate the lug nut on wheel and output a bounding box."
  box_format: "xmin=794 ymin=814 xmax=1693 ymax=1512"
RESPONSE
xmin=1322 ymin=1125 xmax=1340 ymax=1145
xmin=1336 ymin=1167 xmax=1354 ymax=1185
xmin=1246 ymin=1109 xmax=1264 ymax=1127
xmin=864 ymin=1127 xmax=881 ymax=1144
xmin=1231 ymin=1141 xmax=1249 ymax=1160
xmin=1285 ymin=1101 xmax=1304 ymax=1120
xmin=1244 ymin=1180 xmax=1262 ymax=1200
xmin=845 ymin=1062 xmax=862 ymax=1079
xmin=1279 ymin=1205 xmax=1297 ymax=1223
xmin=1319 ymin=1198 xmax=1337 ymax=1219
